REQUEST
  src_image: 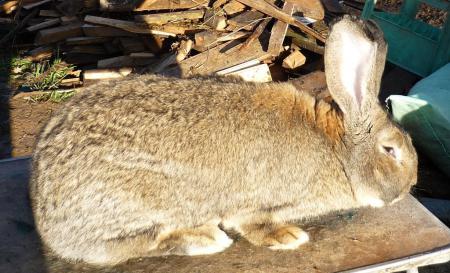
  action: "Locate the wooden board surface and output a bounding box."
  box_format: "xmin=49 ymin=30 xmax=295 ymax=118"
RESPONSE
xmin=1 ymin=157 xmax=450 ymax=273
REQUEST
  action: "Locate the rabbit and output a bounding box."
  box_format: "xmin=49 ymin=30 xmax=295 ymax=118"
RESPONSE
xmin=29 ymin=16 xmax=418 ymax=266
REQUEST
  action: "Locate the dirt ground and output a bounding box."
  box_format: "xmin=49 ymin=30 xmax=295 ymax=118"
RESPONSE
xmin=5 ymin=93 xmax=62 ymax=157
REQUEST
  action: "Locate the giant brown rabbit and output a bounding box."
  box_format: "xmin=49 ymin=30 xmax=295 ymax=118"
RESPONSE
xmin=30 ymin=16 xmax=418 ymax=265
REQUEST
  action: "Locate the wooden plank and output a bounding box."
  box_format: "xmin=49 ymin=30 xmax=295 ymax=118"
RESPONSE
xmin=239 ymin=17 xmax=270 ymax=51
xmin=226 ymin=10 xmax=265 ymax=31
xmin=99 ymin=0 xmax=208 ymax=11
xmin=223 ymin=0 xmax=246 ymax=15
xmin=65 ymin=36 xmax=110 ymax=45
xmin=287 ymin=0 xmax=325 ymax=20
xmin=119 ymin=38 xmax=147 ymax=54
xmin=224 ymin=63 xmax=272 ymax=82
xmin=26 ymin=18 xmax=60 ymax=32
xmin=235 ymin=0 xmax=325 ymax=42
xmin=26 ymin=45 xmax=53 ymax=61
xmin=286 ymin=27 xmax=324 ymax=54
xmin=82 ymin=24 xmax=136 ymax=37
xmin=194 ymin=30 xmax=249 ymax=51
xmin=34 ymin=23 xmax=83 ymax=45
xmin=83 ymin=67 xmax=133 ymax=80
xmin=2 ymin=159 xmax=450 ymax=273
xmin=163 ymin=35 xmax=271 ymax=77
xmin=203 ymin=9 xmax=227 ymax=31
xmin=135 ymin=0 xmax=208 ymax=11
xmin=268 ymin=2 xmax=296 ymax=56
xmin=68 ymin=45 xmax=108 ymax=55
xmin=39 ymin=9 xmax=60 ymax=17
xmin=135 ymin=10 xmax=205 ymax=25
xmin=84 ymin=15 xmax=177 ymax=36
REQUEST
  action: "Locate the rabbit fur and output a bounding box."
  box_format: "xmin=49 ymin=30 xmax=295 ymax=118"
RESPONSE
xmin=30 ymin=16 xmax=418 ymax=265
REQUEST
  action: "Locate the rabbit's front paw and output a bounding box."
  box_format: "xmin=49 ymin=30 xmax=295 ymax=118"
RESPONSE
xmin=264 ymin=225 xmax=309 ymax=250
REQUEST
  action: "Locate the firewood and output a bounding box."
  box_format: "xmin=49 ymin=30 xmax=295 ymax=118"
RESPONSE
xmin=97 ymin=56 xmax=134 ymax=69
xmin=135 ymin=10 xmax=205 ymax=25
xmin=268 ymin=2 xmax=295 ymax=56
xmin=26 ymin=46 xmax=53 ymax=61
xmin=23 ymin=0 xmax=51 ymax=10
xmin=84 ymin=15 xmax=177 ymax=37
xmin=282 ymin=49 xmax=306 ymax=69
xmin=98 ymin=55 xmax=155 ymax=69
xmin=239 ymin=17 xmax=270 ymax=51
xmin=203 ymin=9 xmax=227 ymax=31
xmin=66 ymin=36 xmax=110 ymax=45
xmin=39 ymin=10 xmax=61 ymax=17
xmin=223 ymin=1 xmax=246 ymax=15
xmin=26 ymin=18 xmax=60 ymax=32
xmin=60 ymin=77 xmax=82 ymax=87
xmin=82 ymin=24 xmax=136 ymax=37
xmin=34 ymin=22 xmax=83 ymax=45
xmin=226 ymin=10 xmax=265 ymax=31
xmin=212 ymin=0 xmax=227 ymax=9
xmin=0 ymin=9 xmax=38 ymax=46
xmin=119 ymin=38 xmax=147 ymax=54
xmin=287 ymin=0 xmax=324 ymax=20
xmin=194 ymin=30 xmax=249 ymax=51
xmin=99 ymin=0 xmax=208 ymax=12
xmin=129 ymin=52 xmax=155 ymax=58
xmin=68 ymin=45 xmax=108 ymax=55
xmin=176 ymin=39 xmax=193 ymax=62
xmin=234 ymin=0 xmax=325 ymax=42
xmin=83 ymin=68 xmax=133 ymax=80
xmin=1 ymin=1 xmax=18 ymax=14
xmin=163 ymin=35 xmax=271 ymax=78
xmin=286 ymin=28 xmax=324 ymax=54
xmin=151 ymin=39 xmax=193 ymax=73
xmin=60 ymin=16 xmax=79 ymax=25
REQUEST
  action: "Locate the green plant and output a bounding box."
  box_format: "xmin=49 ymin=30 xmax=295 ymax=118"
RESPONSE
xmin=23 ymin=58 xmax=74 ymax=91
xmin=29 ymin=89 xmax=76 ymax=103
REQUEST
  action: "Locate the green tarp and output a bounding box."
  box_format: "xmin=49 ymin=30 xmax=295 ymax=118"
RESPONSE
xmin=389 ymin=63 xmax=450 ymax=177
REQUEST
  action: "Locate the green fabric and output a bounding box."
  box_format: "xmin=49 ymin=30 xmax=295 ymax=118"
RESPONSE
xmin=389 ymin=63 xmax=450 ymax=177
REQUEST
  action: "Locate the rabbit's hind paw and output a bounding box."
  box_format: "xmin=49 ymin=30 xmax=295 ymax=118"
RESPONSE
xmin=265 ymin=225 xmax=309 ymax=250
xmin=157 ymin=225 xmax=233 ymax=256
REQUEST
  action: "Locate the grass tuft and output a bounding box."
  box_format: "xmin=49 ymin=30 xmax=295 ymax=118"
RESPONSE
xmin=23 ymin=58 xmax=75 ymax=91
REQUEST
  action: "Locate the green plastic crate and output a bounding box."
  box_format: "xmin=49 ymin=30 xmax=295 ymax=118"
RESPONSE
xmin=362 ymin=0 xmax=450 ymax=77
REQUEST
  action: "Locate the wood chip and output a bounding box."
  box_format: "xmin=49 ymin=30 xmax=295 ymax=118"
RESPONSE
xmin=282 ymin=49 xmax=306 ymax=69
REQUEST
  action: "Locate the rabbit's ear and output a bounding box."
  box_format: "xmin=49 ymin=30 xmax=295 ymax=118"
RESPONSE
xmin=324 ymin=16 xmax=387 ymax=117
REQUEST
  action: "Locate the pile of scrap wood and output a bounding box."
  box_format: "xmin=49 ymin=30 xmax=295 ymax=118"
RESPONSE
xmin=0 ymin=0 xmax=347 ymax=88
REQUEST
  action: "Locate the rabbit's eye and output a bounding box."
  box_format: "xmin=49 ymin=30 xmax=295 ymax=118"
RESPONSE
xmin=382 ymin=146 xmax=396 ymax=159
